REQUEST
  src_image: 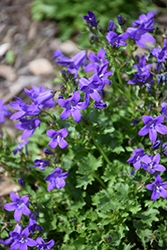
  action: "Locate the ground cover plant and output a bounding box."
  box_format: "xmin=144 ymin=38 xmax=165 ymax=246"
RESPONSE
xmin=1 ymin=9 xmax=167 ymax=250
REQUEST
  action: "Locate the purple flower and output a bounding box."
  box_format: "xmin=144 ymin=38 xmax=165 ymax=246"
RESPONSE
xmin=138 ymin=115 xmax=167 ymax=142
xmin=24 ymin=85 xmax=56 ymax=109
xmin=18 ymin=177 xmax=24 ymax=187
xmin=0 ymin=224 xmax=22 ymax=246
xmin=84 ymin=48 xmax=109 ymax=73
xmin=127 ymin=148 xmax=150 ymax=170
xmin=128 ymin=55 xmax=152 ymax=85
xmin=79 ymin=77 xmax=101 ymax=102
xmin=57 ymin=91 xmax=89 ymax=123
xmin=92 ymin=64 xmax=113 ymax=86
xmin=4 ymin=191 xmax=31 ymax=222
xmin=117 ymin=14 xmax=123 ymax=25
xmin=54 ymin=50 xmax=87 ymax=78
xmin=36 ymin=237 xmax=55 ymax=250
xmin=13 ymin=140 xmax=29 ymax=155
xmin=152 ymin=140 xmax=162 ymax=150
xmin=9 ymin=97 xmax=40 ymax=120
xmin=142 ymin=153 xmax=166 ymax=174
xmin=106 ymin=31 xmax=129 ymax=48
xmin=131 ymin=119 xmax=140 ymax=125
xmin=33 ymin=159 xmax=50 ymax=171
xmin=0 ymin=99 xmax=11 ymax=123
xmin=145 ymin=174 xmax=167 ymax=200
xmin=93 ymin=101 xmax=107 ymax=109
xmin=161 ymin=102 xmax=167 ymax=120
xmin=46 ymin=128 xmax=68 ymax=149
xmin=43 ymin=148 xmax=53 ymax=155
xmin=27 ymin=214 xmax=44 ymax=234
xmin=108 ymin=20 xmax=117 ymax=32
xmin=45 ymin=167 xmax=69 ymax=191
xmin=83 ymin=11 xmax=98 ymax=27
xmin=127 ymin=23 xmax=155 ymax=48
xmin=15 ymin=118 xmax=40 ymax=140
xmin=151 ymin=39 xmax=167 ymax=63
xmin=132 ymin=11 xmax=157 ymax=29
xmin=10 ymin=227 xmax=36 ymax=250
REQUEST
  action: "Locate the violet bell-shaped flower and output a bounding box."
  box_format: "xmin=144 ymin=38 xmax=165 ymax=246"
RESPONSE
xmin=10 ymin=97 xmax=40 ymax=120
xmin=79 ymin=76 xmax=103 ymax=102
xmin=106 ymin=31 xmax=129 ymax=48
xmin=54 ymin=50 xmax=87 ymax=77
xmin=36 ymin=237 xmax=55 ymax=250
xmin=24 ymin=85 xmax=55 ymax=108
xmin=151 ymin=39 xmax=167 ymax=63
xmin=132 ymin=11 xmax=157 ymax=29
xmin=108 ymin=20 xmax=117 ymax=32
xmin=138 ymin=115 xmax=167 ymax=142
xmin=127 ymin=148 xmax=150 ymax=170
xmin=83 ymin=11 xmax=98 ymax=27
xmin=0 ymin=99 xmax=11 ymax=123
xmin=33 ymin=159 xmax=50 ymax=171
xmin=15 ymin=118 xmax=40 ymax=140
xmin=161 ymin=102 xmax=167 ymax=120
xmin=145 ymin=174 xmax=167 ymax=200
xmin=45 ymin=167 xmax=69 ymax=191
xmin=4 ymin=191 xmax=31 ymax=222
xmin=92 ymin=64 xmax=113 ymax=86
xmin=127 ymin=23 xmax=155 ymax=49
xmin=46 ymin=128 xmax=68 ymax=149
xmin=84 ymin=48 xmax=109 ymax=73
xmin=128 ymin=55 xmax=153 ymax=85
xmin=27 ymin=214 xmax=44 ymax=234
xmin=142 ymin=153 xmax=166 ymax=174
xmin=9 ymin=227 xmax=37 ymax=250
xmin=0 ymin=224 xmax=22 ymax=246
xmin=57 ymin=91 xmax=89 ymax=123
xmin=13 ymin=140 xmax=29 ymax=155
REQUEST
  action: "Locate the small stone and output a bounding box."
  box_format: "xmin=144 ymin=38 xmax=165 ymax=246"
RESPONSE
xmin=29 ymin=58 xmax=53 ymax=75
xmin=0 ymin=65 xmax=16 ymax=81
xmin=59 ymin=40 xmax=79 ymax=56
xmin=0 ymin=43 xmax=10 ymax=57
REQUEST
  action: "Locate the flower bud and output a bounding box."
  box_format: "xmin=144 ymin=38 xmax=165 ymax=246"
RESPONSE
xmin=43 ymin=148 xmax=53 ymax=155
xmin=18 ymin=177 xmax=24 ymax=187
xmin=117 ymin=14 xmax=123 ymax=25
xmin=152 ymin=140 xmax=162 ymax=150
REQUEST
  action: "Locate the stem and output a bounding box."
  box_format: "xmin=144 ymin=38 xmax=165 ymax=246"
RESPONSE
xmin=91 ymin=134 xmax=112 ymax=165
xmin=93 ymin=173 xmax=107 ymax=189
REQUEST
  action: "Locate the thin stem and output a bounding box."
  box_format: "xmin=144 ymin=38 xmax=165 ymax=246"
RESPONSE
xmin=91 ymin=134 xmax=112 ymax=165
xmin=93 ymin=173 xmax=107 ymax=189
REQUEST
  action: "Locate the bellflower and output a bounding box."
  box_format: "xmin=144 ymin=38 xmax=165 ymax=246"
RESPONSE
xmin=9 ymin=97 xmax=40 ymax=120
xmin=128 ymin=55 xmax=153 ymax=85
xmin=13 ymin=140 xmax=29 ymax=155
xmin=142 ymin=153 xmax=166 ymax=174
xmin=93 ymin=101 xmax=107 ymax=109
xmin=36 ymin=237 xmax=55 ymax=250
xmin=108 ymin=20 xmax=117 ymax=32
xmin=92 ymin=64 xmax=114 ymax=86
xmin=27 ymin=214 xmax=44 ymax=234
xmin=106 ymin=31 xmax=129 ymax=48
xmin=79 ymin=77 xmax=102 ymax=102
xmin=33 ymin=159 xmax=50 ymax=171
xmin=138 ymin=115 xmax=167 ymax=142
xmin=0 ymin=99 xmax=11 ymax=123
xmin=145 ymin=174 xmax=167 ymax=200
xmin=57 ymin=91 xmax=89 ymax=123
xmin=83 ymin=11 xmax=98 ymax=27
xmin=152 ymin=140 xmax=162 ymax=150
xmin=4 ymin=191 xmax=31 ymax=222
xmin=127 ymin=23 xmax=155 ymax=48
xmin=54 ymin=50 xmax=87 ymax=77
xmin=161 ymin=102 xmax=167 ymax=120
xmin=24 ymin=85 xmax=56 ymax=109
xmin=46 ymin=128 xmax=68 ymax=149
xmin=132 ymin=11 xmax=157 ymax=29
xmin=10 ymin=227 xmax=37 ymax=250
xmin=45 ymin=167 xmax=69 ymax=191
xmin=127 ymin=148 xmax=150 ymax=170
xmin=15 ymin=118 xmax=40 ymax=140
xmin=84 ymin=48 xmax=109 ymax=73
xmin=0 ymin=224 xmax=22 ymax=246
xmin=151 ymin=39 xmax=167 ymax=63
